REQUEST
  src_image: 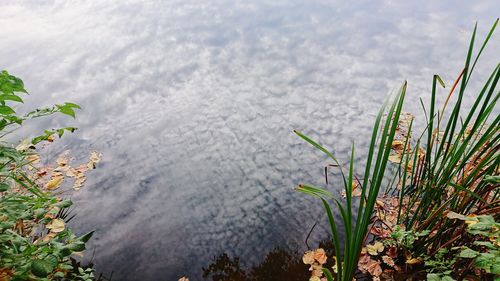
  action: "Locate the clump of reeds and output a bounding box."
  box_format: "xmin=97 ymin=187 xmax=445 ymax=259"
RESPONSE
xmin=294 ymin=19 xmax=499 ymax=281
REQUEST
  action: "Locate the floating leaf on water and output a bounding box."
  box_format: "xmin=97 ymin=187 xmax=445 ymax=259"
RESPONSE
xmin=46 ymin=176 xmax=63 ymax=190
xmin=16 ymin=139 xmax=34 ymax=151
xmin=87 ymin=151 xmax=102 ymax=169
xmin=27 ymin=153 xmax=41 ymax=164
xmin=388 ymin=154 xmax=402 ymax=163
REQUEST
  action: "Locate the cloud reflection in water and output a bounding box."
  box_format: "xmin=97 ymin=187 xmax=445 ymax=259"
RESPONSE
xmin=0 ymin=0 xmax=498 ymax=280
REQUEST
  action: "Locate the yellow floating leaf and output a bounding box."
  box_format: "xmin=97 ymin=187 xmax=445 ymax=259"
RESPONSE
xmin=27 ymin=154 xmax=41 ymax=164
xmin=73 ymin=177 xmax=86 ymax=190
xmin=87 ymin=151 xmax=102 ymax=169
xmin=366 ymin=242 xmax=384 ymax=256
xmin=46 ymin=219 xmax=65 ymax=233
xmin=46 ymin=176 xmax=64 ymax=190
xmin=388 ymin=154 xmax=402 ymax=163
xmin=66 ymin=168 xmax=77 ymax=177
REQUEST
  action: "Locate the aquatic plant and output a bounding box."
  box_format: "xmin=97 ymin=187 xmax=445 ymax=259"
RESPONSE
xmin=294 ymin=19 xmax=499 ymax=281
xmin=0 ymin=70 xmax=97 ymax=280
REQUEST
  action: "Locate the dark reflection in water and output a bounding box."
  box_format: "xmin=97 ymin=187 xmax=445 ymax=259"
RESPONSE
xmin=202 ymin=240 xmax=335 ymax=281
xmin=0 ymin=1 xmax=499 ymax=280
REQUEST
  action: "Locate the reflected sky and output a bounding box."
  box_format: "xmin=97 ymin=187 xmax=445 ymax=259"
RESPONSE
xmin=0 ymin=1 xmax=498 ymax=280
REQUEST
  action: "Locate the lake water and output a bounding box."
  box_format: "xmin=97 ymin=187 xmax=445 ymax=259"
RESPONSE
xmin=1 ymin=1 xmax=498 ymax=280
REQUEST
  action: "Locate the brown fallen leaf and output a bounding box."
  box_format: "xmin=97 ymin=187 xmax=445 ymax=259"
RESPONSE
xmin=382 ymin=255 xmax=395 ymax=267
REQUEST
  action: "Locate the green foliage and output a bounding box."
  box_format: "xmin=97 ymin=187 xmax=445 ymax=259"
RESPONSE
xmin=393 ymin=19 xmax=499 ymax=256
xmin=451 ymin=215 xmax=500 ymax=276
xmin=0 ymin=71 xmax=94 ymax=280
xmin=387 ymin=225 xmax=429 ymax=250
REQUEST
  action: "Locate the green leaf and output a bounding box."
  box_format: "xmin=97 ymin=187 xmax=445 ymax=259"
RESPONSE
xmin=67 ymin=241 xmax=86 ymax=252
xmin=474 ymin=253 xmax=496 ymax=273
xmin=0 ymin=182 xmax=9 ymax=192
xmin=79 ymin=231 xmax=94 ymax=243
xmin=458 ymin=247 xmax=479 ymax=258
xmin=0 ymin=94 xmax=23 ymax=103
xmin=58 ymin=106 xmax=76 ymax=118
xmin=473 ymin=241 xmax=496 ymax=249
xmin=427 ymin=273 xmax=442 ymax=281
xmin=0 ymin=105 xmax=15 ymax=115
xmin=31 ymin=259 xmax=54 ymax=277
xmin=435 ymin=74 xmax=446 ymax=88
xmin=45 ymin=254 xmax=59 ymax=267
xmin=64 ymin=102 xmax=81 ymax=109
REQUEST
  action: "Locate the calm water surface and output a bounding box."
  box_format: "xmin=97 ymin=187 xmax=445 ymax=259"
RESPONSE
xmin=1 ymin=1 xmax=498 ymax=280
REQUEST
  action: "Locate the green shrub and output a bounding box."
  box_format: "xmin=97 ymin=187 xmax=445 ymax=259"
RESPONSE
xmin=0 ymin=70 xmax=94 ymax=281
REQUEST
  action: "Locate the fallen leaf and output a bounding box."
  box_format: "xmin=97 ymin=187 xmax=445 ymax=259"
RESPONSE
xmin=382 ymin=255 xmax=395 ymax=267
xmin=46 ymin=176 xmax=64 ymax=190
xmin=311 ymin=264 xmax=323 ymax=277
xmin=16 ymin=139 xmax=33 ymax=151
xmin=27 ymin=154 xmax=41 ymax=164
xmin=386 ymin=246 xmax=398 ymax=258
xmin=405 ymin=257 xmax=422 ymax=265
xmin=366 ymin=242 xmax=384 ymax=256
xmin=46 ymin=219 xmax=65 ymax=233
xmin=87 ymin=151 xmax=101 ymax=169
xmin=388 ymin=154 xmax=402 ymax=163
xmin=314 ymin=248 xmax=327 ymax=265
xmin=365 ymin=258 xmax=382 ymax=277
xmin=303 ymin=250 xmax=315 ymax=265
xmin=56 ymin=153 xmax=69 ymax=166
xmin=391 ymin=140 xmax=405 ymax=150
xmin=41 ymin=232 xmax=57 ymax=242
